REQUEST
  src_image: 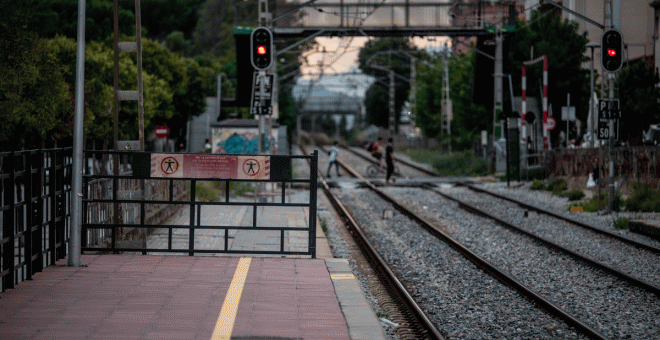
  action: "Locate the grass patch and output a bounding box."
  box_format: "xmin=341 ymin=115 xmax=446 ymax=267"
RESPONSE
xmin=530 ymin=179 xmax=545 ymax=190
xmin=569 ymin=191 xmax=622 ymax=212
xmin=320 ymin=218 xmax=329 ymax=238
xmin=613 ymin=217 xmax=631 ymax=230
xmin=558 ymin=188 xmax=585 ymax=201
xmin=376 ymin=310 xmax=389 ymax=318
xmin=407 ymin=149 xmax=488 ymax=177
xmin=624 ymin=182 xmax=660 ymax=212
xmin=196 ymin=182 xmax=220 ymax=201
xmin=522 ymin=167 xmax=548 ymax=181
xmin=196 ymin=181 xmax=254 ymax=201
xmin=547 ymin=178 xmax=567 ymax=194
xmin=531 ymin=178 xmax=582 ymax=200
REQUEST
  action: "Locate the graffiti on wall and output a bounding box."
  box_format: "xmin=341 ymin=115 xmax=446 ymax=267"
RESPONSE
xmin=211 ymin=128 xmax=277 ymax=155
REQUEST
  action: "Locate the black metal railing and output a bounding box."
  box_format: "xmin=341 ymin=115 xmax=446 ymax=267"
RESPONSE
xmin=81 ymin=150 xmax=318 ymax=257
xmin=1 ymin=148 xmax=72 ymax=292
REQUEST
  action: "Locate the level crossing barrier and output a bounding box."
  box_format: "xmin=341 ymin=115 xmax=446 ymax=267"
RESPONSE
xmin=1 ymin=148 xmax=72 ymax=292
xmin=81 ymin=150 xmax=318 ymax=257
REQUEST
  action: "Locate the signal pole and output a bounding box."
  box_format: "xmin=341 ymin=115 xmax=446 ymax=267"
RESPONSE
xmin=491 ymin=29 xmax=503 ymax=172
xmin=389 ymin=69 xmax=395 ymax=136
xmin=605 ymin=0 xmax=621 ymax=213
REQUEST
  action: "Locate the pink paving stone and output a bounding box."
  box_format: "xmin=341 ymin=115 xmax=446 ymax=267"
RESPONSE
xmin=0 ymin=255 xmax=353 ymax=340
xmin=248 ymin=326 xmax=304 ymax=338
xmin=144 ymin=331 xmax=199 ymax=340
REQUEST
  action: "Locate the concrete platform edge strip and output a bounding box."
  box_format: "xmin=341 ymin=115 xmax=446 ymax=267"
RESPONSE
xmin=325 ymin=258 xmax=387 ymax=340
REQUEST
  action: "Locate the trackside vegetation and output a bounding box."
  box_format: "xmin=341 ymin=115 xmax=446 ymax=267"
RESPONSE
xmin=406 ymin=149 xmax=489 ymax=177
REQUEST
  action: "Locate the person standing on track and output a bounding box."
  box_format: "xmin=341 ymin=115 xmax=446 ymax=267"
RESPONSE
xmin=385 ymin=138 xmax=395 ymax=184
xmin=370 ymin=137 xmax=384 ymax=170
xmin=327 ymin=141 xmax=341 ymax=177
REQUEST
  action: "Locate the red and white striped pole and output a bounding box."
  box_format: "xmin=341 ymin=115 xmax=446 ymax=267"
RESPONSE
xmin=521 ymin=65 xmax=526 ymax=143
xmin=542 ymin=55 xmax=548 ymax=149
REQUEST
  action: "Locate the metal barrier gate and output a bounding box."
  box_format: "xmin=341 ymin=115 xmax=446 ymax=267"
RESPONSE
xmin=1 ymin=148 xmax=72 ymax=292
xmin=81 ymin=150 xmax=318 ymax=258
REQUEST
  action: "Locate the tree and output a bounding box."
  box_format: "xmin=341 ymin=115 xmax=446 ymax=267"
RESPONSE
xmin=506 ymin=10 xmax=589 ymax=145
xmin=191 ymin=0 xmax=257 ymax=58
xmin=21 ymin=0 xmax=203 ymax=43
xmin=357 ymin=38 xmax=422 ymax=133
xmin=416 ymin=50 xmax=489 ymax=150
xmin=0 ymin=1 xmax=72 ymax=149
xmin=616 ymin=61 xmax=660 ymax=143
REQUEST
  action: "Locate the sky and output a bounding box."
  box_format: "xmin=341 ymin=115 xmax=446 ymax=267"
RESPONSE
xmin=300 ymin=36 xmax=451 ymax=78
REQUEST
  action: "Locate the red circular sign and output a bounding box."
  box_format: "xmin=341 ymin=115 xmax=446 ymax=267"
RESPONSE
xmin=160 ymin=157 xmax=179 ymax=174
xmin=546 ymin=117 xmax=556 ymax=131
xmin=242 ymin=158 xmax=260 ymax=176
xmin=155 ymin=125 xmax=170 ymax=139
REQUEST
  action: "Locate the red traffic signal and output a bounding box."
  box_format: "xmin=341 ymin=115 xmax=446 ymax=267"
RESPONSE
xmin=601 ymin=29 xmax=623 ymax=72
xmin=251 ymin=27 xmax=273 ymax=70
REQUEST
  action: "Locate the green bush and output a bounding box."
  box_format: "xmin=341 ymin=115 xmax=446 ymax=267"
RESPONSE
xmin=530 ymin=179 xmax=545 ymax=190
xmin=547 ymin=178 xmax=568 ymax=194
xmin=569 ymin=191 xmax=622 ymax=212
xmin=522 ymin=167 xmax=548 ymax=181
xmin=408 ymin=150 xmax=489 ymax=177
xmin=613 ymin=217 xmax=631 ymax=230
xmin=559 ymin=188 xmax=585 ymax=201
xmin=624 ymin=182 xmax=660 ymax=212
xmin=197 ymin=181 xmax=254 ymax=201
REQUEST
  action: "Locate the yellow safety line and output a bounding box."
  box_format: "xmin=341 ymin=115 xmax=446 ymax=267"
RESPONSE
xmin=211 ymin=257 xmax=252 ymax=340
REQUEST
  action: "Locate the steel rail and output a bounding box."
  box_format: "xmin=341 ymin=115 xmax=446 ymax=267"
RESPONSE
xmin=299 ymin=145 xmax=444 ymax=339
xmin=461 ymin=183 xmax=660 ymax=254
xmin=341 ymin=146 xmax=440 ymax=177
xmin=425 ymin=184 xmax=660 ymax=298
xmin=321 ymin=148 xmax=608 ymax=340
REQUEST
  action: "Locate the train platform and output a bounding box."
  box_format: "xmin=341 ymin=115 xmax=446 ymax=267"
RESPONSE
xmin=0 ymin=197 xmax=387 ymax=339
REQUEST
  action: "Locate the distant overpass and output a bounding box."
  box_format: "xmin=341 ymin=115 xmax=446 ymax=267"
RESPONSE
xmin=272 ymin=0 xmax=499 ymax=38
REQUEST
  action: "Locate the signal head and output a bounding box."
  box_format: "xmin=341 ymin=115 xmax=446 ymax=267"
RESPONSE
xmin=251 ymin=27 xmax=273 ymax=70
xmin=601 ymin=29 xmax=623 ymax=72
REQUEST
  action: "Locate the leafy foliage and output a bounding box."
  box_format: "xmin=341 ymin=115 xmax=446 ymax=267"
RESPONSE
xmin=0 ymin=2 xmax=72 ymax=149
xmin=407 ymin=149 xmax=488 ymax=177
xmin=191 ymin=0 xmax=257 ymax=58
xmin=616 ymin=62 xmax=660 ymax=143
xmin=530 ymin=179 xmax=545 ymax=190
xmin=358 ymin=38 xmax=422 ymax=132
xmin=570 ymin=191 xmax=622 ymax=212
xmin=613 ymin=217 xmax=631 ymax=230
xmin=559 ymin=188 xmax=585 ymax=201
xmin=416 ymin=50 xmax=489 ymax=150
xmin=624 ymin=182 xmax=660 ymax=212
xmin=506 ymin=11 xmax=589 ymax=145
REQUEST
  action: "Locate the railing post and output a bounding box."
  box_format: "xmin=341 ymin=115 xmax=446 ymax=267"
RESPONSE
xmin=49 ymin=151 xmax=57 ymax=265
xmin=189 ymin=179 xmax=196 ymax=256
xmin=309 ymin=150 xmax=318 ymax=258
xmin=25 ymin=152 xmax=33 ymax=280
xmin=2 ymin=152 xmax=16 ymax=291
xmin=34 ymin=149 xmax=44 ymax=273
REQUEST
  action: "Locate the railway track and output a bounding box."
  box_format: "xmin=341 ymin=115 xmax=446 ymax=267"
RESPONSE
xmin=425 ymin=184 xmax=660 ymax=297
xmin=306 ymin=144 xmax=626 ymax=339
xmin=300 ymin=145 xmax=444 ymax=339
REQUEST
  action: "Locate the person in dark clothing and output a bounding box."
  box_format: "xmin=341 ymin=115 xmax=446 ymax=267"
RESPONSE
xmin=385 ymin=138 xmax=395 ymax=184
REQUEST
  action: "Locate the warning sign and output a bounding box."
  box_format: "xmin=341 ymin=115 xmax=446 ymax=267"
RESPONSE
xmin=150 ymin=154 xmax=270 ymax=180
xmin=238 ymin=156 xmax=270 ymax=180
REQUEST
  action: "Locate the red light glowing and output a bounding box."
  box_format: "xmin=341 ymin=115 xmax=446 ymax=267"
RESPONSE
xmin=607 ymin=49 xmax=617 ymax=57
xmin=257 ymin=45 xmax=267 ymax=55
